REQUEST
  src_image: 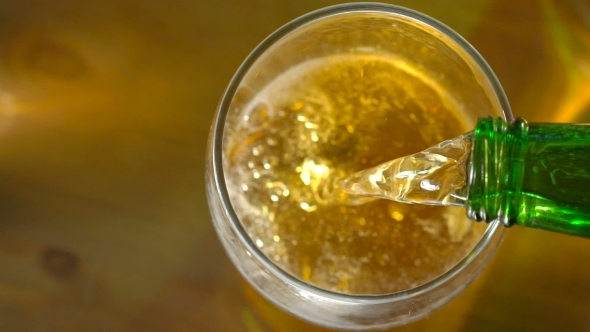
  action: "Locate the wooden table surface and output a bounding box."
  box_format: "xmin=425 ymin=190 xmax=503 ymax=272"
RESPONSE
xmin=1 ymin=0 xmax=590 ymax=331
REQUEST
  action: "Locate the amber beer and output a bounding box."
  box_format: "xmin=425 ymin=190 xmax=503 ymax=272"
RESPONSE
xmin=223 ymin=53 xmax=486 ymax=296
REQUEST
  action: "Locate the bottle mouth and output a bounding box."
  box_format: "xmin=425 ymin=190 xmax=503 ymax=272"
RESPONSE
xmin=466 ymin=117 xmax=510 ymax=224
xmin=211 ymin=2 xmax=513 ymax=304
xmin=466 ymin=117 xmax=529 ymax=227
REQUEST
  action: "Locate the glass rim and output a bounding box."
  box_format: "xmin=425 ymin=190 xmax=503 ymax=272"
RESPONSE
xmin=211 ymin=2 xmax=513 ymax=304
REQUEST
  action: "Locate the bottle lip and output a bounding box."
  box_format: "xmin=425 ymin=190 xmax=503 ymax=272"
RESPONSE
xmin=211 ymin=2 xmax=511 ymax=305
xmin=466 ymin=117 xmax=511 ymax=225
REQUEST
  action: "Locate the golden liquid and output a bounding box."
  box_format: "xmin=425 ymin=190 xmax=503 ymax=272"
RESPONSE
xmin=224 ymin=53 xmax=487 ymax=294
xmin=334 ymin=132 xmax=472 ymax=207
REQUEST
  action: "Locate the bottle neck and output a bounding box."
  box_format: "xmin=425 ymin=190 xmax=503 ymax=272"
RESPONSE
xmin=466 ymin=117 xmax=528 ymax=226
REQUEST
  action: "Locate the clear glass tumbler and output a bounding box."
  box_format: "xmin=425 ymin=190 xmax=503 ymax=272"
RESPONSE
xmin=206 ymin=3 xmax=512 ymax=330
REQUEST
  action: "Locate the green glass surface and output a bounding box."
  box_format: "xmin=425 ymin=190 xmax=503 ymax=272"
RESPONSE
xmin=468 ymin=117 xmax=590 ymax=238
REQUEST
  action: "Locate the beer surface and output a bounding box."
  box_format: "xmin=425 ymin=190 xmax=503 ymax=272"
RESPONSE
xmin=224 ymin=53 xmax=486 ymax=294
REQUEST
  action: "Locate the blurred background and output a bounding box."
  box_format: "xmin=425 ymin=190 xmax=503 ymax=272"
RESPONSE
xmin=0 ymin=0 xmax=590 ymax=331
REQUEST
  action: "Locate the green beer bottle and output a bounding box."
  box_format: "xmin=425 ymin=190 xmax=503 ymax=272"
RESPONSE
xmin=467 ymin=117 xmax=590 ymax=238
